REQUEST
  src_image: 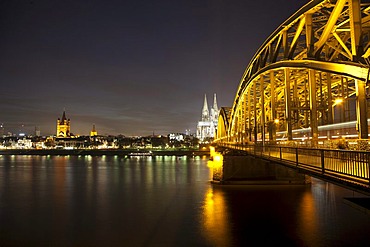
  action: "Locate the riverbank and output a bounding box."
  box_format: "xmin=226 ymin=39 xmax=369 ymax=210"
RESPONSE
xmin=0 ymin=148 xmax=210 ymax=156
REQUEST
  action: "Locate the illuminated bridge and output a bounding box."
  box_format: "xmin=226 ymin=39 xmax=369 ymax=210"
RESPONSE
xmin=213 ymin=0 xmax=370 ymax=194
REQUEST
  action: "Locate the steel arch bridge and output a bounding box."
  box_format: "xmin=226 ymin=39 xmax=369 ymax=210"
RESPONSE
xmin=215 ymin=0 xmax=370 ymax=148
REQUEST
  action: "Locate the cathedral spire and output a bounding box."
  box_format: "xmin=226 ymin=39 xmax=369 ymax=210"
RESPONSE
xmin=202 ymin=94 xmax=209 ymax=121
xmin=213 ymin=93 xmax=218 ymax=112
xmin=197 ymin=93 xmax=219 ymax=142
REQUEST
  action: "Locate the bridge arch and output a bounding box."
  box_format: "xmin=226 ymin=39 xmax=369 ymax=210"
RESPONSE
xmin=216 ymin=107 xmax=231 ymax=142
xmin=217 ymin=0 xmax=370 ymax=148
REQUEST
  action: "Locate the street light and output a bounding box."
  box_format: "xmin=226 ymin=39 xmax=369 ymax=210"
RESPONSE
xmin=332 ymin=98 xmax=343 ymax=123
xmin=331 ymin=98 xmax=344 ymax=139
xmin=334 ymin=98 xmax=343 ymax=105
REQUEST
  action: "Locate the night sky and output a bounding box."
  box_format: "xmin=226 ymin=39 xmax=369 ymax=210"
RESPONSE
xmin=0 ymin=0 xmax=309 ymax=136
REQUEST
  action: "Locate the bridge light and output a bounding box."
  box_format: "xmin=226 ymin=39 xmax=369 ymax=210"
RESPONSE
xmin=334 ymin=98 xmax=343 ymax=105
xmin=214 ymin=154 xmax=222 ymax=162
xmin=210 ymin=146 xmax=216 ymax=157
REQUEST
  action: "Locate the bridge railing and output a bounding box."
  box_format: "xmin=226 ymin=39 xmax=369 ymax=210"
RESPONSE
xmin=217 ymin=143 xmax=370 ymax=190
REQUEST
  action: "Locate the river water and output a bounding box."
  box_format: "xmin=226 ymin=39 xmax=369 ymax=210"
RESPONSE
xmin=0 ymin=154 xmax=369 ymax=247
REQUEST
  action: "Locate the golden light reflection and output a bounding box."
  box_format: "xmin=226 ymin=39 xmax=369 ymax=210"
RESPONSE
xmin=201 ymin=187 xmax=231 ymax=246
xmin=53 ymin=157 xmax=67 ymax=213
xmin=297 ymin=190 xmax=318 ymax=240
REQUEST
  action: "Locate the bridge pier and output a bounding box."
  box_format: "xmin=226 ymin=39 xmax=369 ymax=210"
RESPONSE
xmin=210 ymin=147 xmax=310 ymax=185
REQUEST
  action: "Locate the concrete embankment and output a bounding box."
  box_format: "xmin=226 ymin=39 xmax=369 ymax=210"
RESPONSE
xmin=221 ymin=155 xmax=310 ymax=184
xmin=211 ymin=147 xmax=310 ymax=185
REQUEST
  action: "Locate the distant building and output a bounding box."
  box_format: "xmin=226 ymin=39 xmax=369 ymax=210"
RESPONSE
xmin=0 ymin=123 xmax=4 ymax=137
xmin=17 ymin=138 xmax=32 ymax=149
xmin=196 ymin=93 xmax=219 ymax=142
xmin=56 ymin=111 xmax=71 ymax=137
xmin=169 ymin=133 xmax=184 ymax=142
xmin=90 ymin=124 xmax=98 ymax=137
xmin=35 ymin=126 xmax=41 ymax=137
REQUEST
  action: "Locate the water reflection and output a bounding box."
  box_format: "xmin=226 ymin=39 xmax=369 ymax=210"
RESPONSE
xmin=1 ymin=155 xmax=370 ymax=246
xmin=296 ymin=189 xmax=318 ymax=242
xmin=202 ymin=187 xmax=232 ymax=246
xmin=200 ymin=181 xmax=351 ymax=246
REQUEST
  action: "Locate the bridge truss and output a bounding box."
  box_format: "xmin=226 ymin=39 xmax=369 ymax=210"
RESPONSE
xmin=216 ymin=0 xmax=370 ymax=148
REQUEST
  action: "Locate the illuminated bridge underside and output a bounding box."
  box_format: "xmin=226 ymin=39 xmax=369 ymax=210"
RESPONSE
xmin=217 ymin=0 xmax=370 ymax=147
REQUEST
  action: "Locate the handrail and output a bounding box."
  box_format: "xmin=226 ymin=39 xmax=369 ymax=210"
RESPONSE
xmin=216 ymin=143 xmax=370 ymax=195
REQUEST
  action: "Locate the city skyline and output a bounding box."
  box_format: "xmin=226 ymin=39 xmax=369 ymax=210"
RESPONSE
xmin=0 ymin=0 xmax=309 ymax=136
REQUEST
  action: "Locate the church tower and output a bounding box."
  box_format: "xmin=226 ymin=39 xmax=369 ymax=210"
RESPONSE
xmin=201 ymin=94 xmax=210 ymax=121
xmin=210 ymin=93 xmax=219 ymax=123
xmin=197 ymin=93 xmax=219 ymax=142
xmin=56 ymin=110 xmax=71 ymax=137
xmin=90 ymin=124 xmax=98 ymax=137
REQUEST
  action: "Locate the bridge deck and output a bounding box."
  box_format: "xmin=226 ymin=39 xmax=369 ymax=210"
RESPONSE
xmin=217 ymin=144 xmax=370 ymax=195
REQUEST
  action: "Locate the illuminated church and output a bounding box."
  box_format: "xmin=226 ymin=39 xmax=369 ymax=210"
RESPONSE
xmin=90 ymin=124 xmax=98 ymax=137
xmin=196 ymin=93 xmax=219 ymax=142
xmin=56 ymin=111 xmax=71 ymax=137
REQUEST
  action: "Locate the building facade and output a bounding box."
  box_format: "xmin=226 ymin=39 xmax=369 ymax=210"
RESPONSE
xmin=56 ymin=111 xmax=71 ymax=137
xmin=196 ymin=93 xmax=219 ymax=142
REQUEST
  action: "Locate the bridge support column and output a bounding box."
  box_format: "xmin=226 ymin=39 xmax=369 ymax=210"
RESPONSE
xmin=270 ymin=71 xmax=277 ymax=142
xmin=253 ymin=82 xmax=258 ymax=142
xmin=355 ymin=79 xmax=368 ymax=139
xmin=260 ymin=75 xmax=265 ymax=146
xmin=247 ymin=90 xmax=252 ymax=142
xmin=309 ymin=69 xmax=319 ymax=147
xmin=242 ymin=94 xmax=247 ymax=144
xmin=327 ymin=74 xmax=333 ymax=124
xmin=285 ymin=68 xmax=293 ymax=141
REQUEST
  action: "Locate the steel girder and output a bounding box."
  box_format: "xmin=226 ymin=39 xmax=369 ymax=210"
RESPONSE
xmin=221 ymin=0 xmax=370 ymax=145
xmin=216 ymin=107 xmax=231 ymax=142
